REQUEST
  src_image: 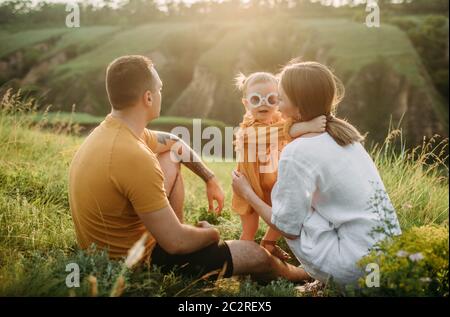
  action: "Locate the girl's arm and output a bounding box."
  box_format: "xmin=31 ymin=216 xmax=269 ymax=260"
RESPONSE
xmin=288 ymin=115 xmax=327 ymax=139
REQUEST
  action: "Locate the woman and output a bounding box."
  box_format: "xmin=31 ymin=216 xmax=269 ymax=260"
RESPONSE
xmin=232 ymin=60 xmax=402 ymax=285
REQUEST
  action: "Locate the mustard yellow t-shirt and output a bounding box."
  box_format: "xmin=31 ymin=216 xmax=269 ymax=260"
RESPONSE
xmin=69 ymin=114 xmax=169 ymax=259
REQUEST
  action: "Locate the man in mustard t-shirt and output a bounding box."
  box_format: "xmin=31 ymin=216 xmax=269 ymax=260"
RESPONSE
xmin=68 ymin=55 xmax=309 ymax=281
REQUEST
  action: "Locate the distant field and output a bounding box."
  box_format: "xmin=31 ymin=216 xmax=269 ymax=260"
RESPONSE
xmin=53 ymin=23 xmax=179 ymax=78
xmin=27 ymin=111 xmax=228 ymax=131
xmin=43 ymin=26 xmax=118 ymax=60
xmin=298 ymin=19 xmax=426 ymax=85
xmin=0 ymin=28 xmax=68 ymax=58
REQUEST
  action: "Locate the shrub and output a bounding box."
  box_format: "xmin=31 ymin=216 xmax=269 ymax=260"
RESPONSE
xmin=357 ymin=225 xmax=449 ymax=297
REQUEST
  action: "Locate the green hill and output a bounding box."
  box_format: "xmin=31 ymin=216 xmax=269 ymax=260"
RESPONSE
xmin=0 ymin=17 xmax=447 ymax=145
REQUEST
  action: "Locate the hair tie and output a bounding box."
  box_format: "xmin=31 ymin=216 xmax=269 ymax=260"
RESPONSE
xmin=326 ymin=114 xmax=335 ymax=122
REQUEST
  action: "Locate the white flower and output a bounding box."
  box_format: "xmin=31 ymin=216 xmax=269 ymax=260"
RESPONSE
xmin=409 ymin=252 xmax=424 ymax=262
xmin=396 ymin=250 xmax=409 ymax=257
xmin=420 ymin=277 xmax=431 ymax=283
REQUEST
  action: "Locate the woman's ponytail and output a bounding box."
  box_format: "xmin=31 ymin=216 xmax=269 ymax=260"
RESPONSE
xmin=326 ymin=115 xmax=365 ymax=146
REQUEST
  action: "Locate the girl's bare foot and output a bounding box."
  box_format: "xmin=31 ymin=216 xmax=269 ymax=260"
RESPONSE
xmin=260 ymin=240 xmax=291 ymax=261
xmin=295 ymin=280 xmax=324 ymax=296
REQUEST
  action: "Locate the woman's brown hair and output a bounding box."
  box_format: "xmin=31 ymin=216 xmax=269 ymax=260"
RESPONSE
xmin=278 ymin=60 xmax=364 ymax=146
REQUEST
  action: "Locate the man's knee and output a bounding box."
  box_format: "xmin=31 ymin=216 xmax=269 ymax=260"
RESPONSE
xmin=157 ymin=151 xmax=181 ymax=172
xmin=227 ymin=240 xmax=274 ymax=275
xmin=258 ymin=248 xmax=276 ymax=271
xmin=157 ymin=151 xmax=182 ymax=191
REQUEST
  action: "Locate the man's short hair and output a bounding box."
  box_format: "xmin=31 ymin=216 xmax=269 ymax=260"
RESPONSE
xmin=106 ymin=55 xmax=155 ymax=110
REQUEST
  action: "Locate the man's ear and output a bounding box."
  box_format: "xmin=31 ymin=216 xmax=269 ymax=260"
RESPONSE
xmin=145 ymin=90 xmax=152 ymax=106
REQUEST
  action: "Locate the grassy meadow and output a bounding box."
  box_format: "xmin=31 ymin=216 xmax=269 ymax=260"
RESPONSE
xmin=0 ymin=92 xmax=448 ymax=297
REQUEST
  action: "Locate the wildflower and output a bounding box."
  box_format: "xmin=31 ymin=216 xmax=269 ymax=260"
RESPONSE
xmin=409 ymin=252 xmax=424 ymax=262
xmin=396 ymin=250 xmax=408 ymax=257
xmin=403 ymin=203 xmax=413 ymax=209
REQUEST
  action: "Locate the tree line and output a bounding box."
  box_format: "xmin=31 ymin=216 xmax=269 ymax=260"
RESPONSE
xmin=0 ymin=0 xmax=448 ymax=27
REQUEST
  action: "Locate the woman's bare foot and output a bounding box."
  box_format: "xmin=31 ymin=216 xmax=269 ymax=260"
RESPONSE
xmin=260 ymin=240 xmax=291 ymax=261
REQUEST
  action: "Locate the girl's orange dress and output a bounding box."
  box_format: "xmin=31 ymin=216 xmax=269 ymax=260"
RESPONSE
xmin=232 ymin=111 xmax=293 ymax=215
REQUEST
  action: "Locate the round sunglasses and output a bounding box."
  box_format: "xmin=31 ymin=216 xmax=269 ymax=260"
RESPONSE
xmin=245 ymin=92 xmax=279 ymax=109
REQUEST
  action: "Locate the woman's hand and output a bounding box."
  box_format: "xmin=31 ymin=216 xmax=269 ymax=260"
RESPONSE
xmin=231 ymin=170 xmax=253 ymax=200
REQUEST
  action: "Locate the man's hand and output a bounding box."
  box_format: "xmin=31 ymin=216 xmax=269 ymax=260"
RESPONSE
xmin=196 ymin=220 xmax=214 ymax=229
xmin=137 ymin=206 xmax=220 ymax=254
xmin=206 ymin=176 xmax=224 ymax=215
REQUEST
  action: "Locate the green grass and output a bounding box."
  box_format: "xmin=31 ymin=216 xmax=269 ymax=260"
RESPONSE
xmin=0 ymin=93 xmax=448 ymax=296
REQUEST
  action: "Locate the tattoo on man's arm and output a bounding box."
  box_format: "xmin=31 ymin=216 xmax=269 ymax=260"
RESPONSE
xmin=156 ymin=131 xmax=179 ymax=146
xmin=156 ymin=131 xmax=214 ymax=182
xmin=182 ymin=160 xmax=215 ymax=182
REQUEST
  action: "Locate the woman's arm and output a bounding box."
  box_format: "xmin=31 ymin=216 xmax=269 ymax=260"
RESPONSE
xmin=232 ymin=170 xmax=299 ymax=239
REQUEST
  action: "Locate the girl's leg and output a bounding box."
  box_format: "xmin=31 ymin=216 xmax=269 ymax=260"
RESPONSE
xmin=262 ymin=226 xmax=282 ymax=242
xmin=239 ymin=212 xmax=259 ymax=241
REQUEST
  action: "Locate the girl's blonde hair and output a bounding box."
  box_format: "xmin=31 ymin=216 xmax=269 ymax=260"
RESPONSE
xmin=234 ymin=71 xmax=278 ymax=96
xmin=278 ymin=60 xmax=364 ymax=146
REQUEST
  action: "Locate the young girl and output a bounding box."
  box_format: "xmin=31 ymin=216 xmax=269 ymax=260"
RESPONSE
xmin=231 ymin=71 xmax=326 ymax=260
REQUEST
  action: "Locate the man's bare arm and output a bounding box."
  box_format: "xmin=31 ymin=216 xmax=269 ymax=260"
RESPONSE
xmin=137 ymin=205 xmax=219 ymax=254
xmin=152 ymin=131 xmax=214 ymax=182
xmin=152 ymin=130 xmax=224 ymax=213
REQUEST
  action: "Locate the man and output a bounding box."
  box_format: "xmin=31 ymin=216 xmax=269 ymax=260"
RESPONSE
xmin=68 ymin=55 xmax=309 ymax=281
